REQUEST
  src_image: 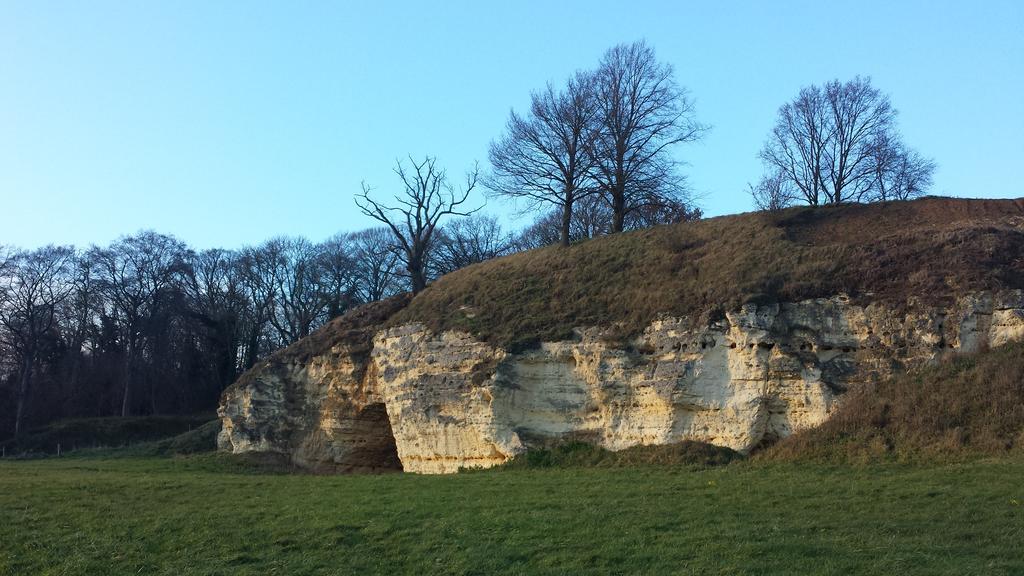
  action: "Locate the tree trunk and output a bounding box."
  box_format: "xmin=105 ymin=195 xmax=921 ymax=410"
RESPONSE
xmin=560 ymin=204 xmax=572 ymax=247
xmin=410 ymin=270 xmax=426 ymax=294
xmin=409 ymin=252 xmax=426 ymax=294
xmin=14 ymin=353 xmax=32 ymax=436
xmin=120 ymin=352 xmax=132 ymax=417
xmin=149 ymin=370 xmax=158 ymax=416
xmin=244 ymin=326 xmax=260 ymax=370
xmin=611 ymin=187 xmax=626 ymax=233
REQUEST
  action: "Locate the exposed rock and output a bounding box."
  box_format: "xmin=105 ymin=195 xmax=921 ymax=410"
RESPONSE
xmin=218 ymin=290 xmax=1024 ymax=474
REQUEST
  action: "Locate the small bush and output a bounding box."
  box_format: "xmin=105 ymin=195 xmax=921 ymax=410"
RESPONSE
xmin=500 ymin=440 xmax=742 ymax=470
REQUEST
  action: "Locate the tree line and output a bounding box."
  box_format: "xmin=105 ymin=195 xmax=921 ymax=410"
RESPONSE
xmin=0 ymin=221 xmax=522 ymax=437
xmin=2 ymin=40 xmax=937 ymax=438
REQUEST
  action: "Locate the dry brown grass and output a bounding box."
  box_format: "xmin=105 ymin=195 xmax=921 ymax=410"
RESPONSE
xmin=393 ymin=196 xmax=1024 ymax=350
xmin=760 ymin=340 xmax=1024 ymax=462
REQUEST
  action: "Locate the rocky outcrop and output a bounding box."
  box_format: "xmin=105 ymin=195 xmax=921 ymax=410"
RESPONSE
xmin=218 ymin=290 xmax=1024 ymax=474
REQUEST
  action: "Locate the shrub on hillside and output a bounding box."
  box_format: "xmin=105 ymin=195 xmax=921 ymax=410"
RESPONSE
xmin=498 ymin=440 xmax=742 ymax=470
xmin=761 ymin=341 xmax=1024 ymax=462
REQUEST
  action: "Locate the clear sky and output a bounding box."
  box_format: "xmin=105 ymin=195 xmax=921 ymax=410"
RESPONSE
xmin=2 ymin=1 xmax=1022 ymax=250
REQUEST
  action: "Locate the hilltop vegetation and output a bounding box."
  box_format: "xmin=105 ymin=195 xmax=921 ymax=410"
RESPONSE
xmin=393 ymin=197 xmax=1024 ymax=349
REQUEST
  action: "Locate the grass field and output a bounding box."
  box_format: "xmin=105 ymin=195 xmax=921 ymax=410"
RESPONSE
xmin=2 ymin=454 xmax=1022 ymax=575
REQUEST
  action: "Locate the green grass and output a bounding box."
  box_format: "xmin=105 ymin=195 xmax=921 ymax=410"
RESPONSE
xmin=2 ymin=454 xmax=1023 ymax=575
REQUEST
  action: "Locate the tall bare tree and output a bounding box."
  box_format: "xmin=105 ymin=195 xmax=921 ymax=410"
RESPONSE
xmin=267 ymin=237 xmax=330 ymax=343
xmin=759 ymin=76 xmax=934 ymax=205
xmin=0 ymin=246 xmax=76 ymax=435
xmin=235 ymin=239 xmax=290 ymax=365
xmin=822 ymin=77 xmax=897 ymax=202
xmin=356 ymin=156 xmax=481 ymax=293
xmin=317 ymin=235 xmax=359 ymax=319
xmin=182 ymin=248 xmax=248 ymax=394
xmin=90 ymin=231 xmax=190 ymax=416
xmin=487 ymin=72 xmax=598 ymax=246
xmin=589 ymin=40 xmax=705 ymax=233
xmin=759 ymin=84 xmax=832 ymax=206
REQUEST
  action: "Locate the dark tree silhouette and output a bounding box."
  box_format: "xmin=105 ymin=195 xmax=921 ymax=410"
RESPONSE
xmin=487 ymin=72 xmax=598 ymax=246
xmin=347 ymin=228 xmax=405 ymax=302
xmin=89 ymin=231 xmax=190 ymax=416
xmin=356 ymin=156 xmax=482 ymax=293
xmin=759 ymin=76 xmax=934 ymax=205
xmin=0 ymin=224 xmax=455 ymax=437
xmin=235 ymin=240 xmax=285 ymax=368
xmin=869 ymin=134 xmax=937 ymax=201
xmin=515 ymin=193 xmax=701 ymax=250
xmin=0 ymin=246 xmax=76 ymax=435
xmin=265 ymin=237 xmax=330 ymax=344
xmin=431 ymin=215 xmax=515 ymax=276
xmin=589 ymin=40 xmax=705 ymax=232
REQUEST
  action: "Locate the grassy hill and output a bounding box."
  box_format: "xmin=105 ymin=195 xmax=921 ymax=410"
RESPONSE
xmin=762 ymin=340 xmax=1024 ymax=462
xmin=1 ymin=414 xmax=215 ymax=456
xmin=394 ymin=197 xmax=1024 ymax=349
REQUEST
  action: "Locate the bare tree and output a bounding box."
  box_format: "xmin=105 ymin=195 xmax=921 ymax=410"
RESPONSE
xmin=59 ymin=252 xmax=101 ymax=405
xmin=515 ymin=190 xmax=702 ymax=251
xmin=0 ymin=246 xmax=76 ymax=435
xmin=514 ymin=197 xmax=609 ymax=250
xmin=515 ymin=211 xmax=565 ymax=251
xmin=625 ymin=196 xmax=702 ymax=229
xmin=251 ymin=237 xmax=330 ymax=345
xmin=356 ymin=156 xmax=482 ymax=293
xmin=0 ymin=247 xmax=12 ymax=276
xmin=748 ymin=170 xmax=796 ymax=212
xmin=822 ymin=77 xmax=897 ymax=202
xmin=759 ymin=76 xmax=933 ymax=205
xmin=487 ymin=73 xmax=598 ymax=246
xmin=348 ymin=228 xmax=405 ymax=303
xmin=182 ymin=248 xmax=248 ymax=391
xmin=235 ymin=240 xmax=285 ymax=366
xmin=869 ymin=134 xmax=936 ymax=202
xmin=90 ymin=231 xmax=190 ymax=416
xmin=569 ymin=195 xmax=612 ymax=241
xmin=317 ymin=235 xmax=359 ymax=319
xmin=759 ymin=84 xmax=831 ymax=206
xmin=589 ymin=40 xmax=705 ymax=232
xmin=431 ymin=215 xmax=515 ymax=276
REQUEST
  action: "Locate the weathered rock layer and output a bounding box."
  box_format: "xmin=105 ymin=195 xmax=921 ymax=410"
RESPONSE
xmin=218 ymin=291 xmax=1024 ymax=474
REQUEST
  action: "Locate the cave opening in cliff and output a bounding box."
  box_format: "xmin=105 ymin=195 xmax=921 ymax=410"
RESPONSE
xmin=347 ymin=402 xmax=403 ymax=473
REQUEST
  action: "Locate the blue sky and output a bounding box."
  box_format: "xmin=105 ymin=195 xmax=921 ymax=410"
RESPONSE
xmin=2 ymin=1 xmax=1022 ymax=249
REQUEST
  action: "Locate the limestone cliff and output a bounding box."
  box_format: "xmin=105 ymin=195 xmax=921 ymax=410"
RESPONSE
xmin=219 ymin=290 xmax=1024 ymax=474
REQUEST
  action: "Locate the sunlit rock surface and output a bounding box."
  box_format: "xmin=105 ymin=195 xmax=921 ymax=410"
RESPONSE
xmin=219 ymin=290 xmax=1024 ymax=474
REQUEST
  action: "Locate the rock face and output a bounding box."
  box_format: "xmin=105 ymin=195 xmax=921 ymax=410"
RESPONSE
xmin=218 ymin=290 xmax=1024 ymax=474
